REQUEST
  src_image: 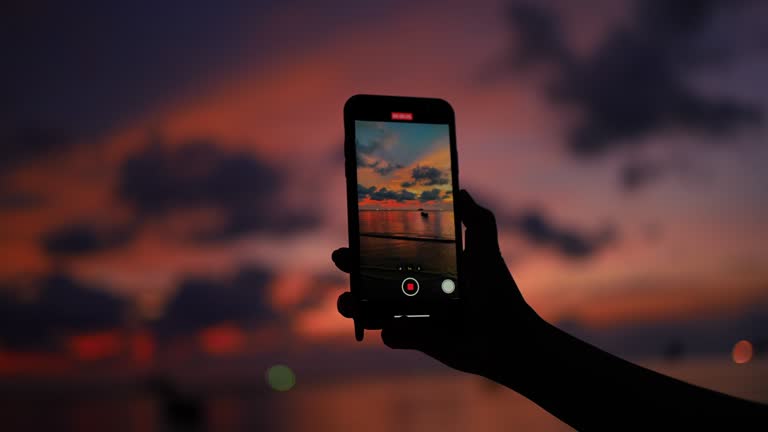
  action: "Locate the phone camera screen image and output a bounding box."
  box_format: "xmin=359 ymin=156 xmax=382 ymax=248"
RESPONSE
xmin=355 ymin=119 xmax=458 ymax=301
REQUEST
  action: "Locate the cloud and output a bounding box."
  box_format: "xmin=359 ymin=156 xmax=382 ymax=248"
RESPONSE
xmin=370 ymin=187 xmax=416 ymax=202
xmin=355 ymin=139 xmax=404 ymax=176
xmin=0 ymin=267 xmax=274 ymax=350
xmin=620 ymin=159 xmax=666 ymax=191
xmin=358 ymin=156 xmax=403 ymax=176
xmin=357 ymin=184 xmax=376 ymax=200
xmin=418 ymin=188 xmax=443 ymax=202
xmin=505 ymin=2 xmax=569 ymax=68
xmin=355 ymin=138 xmax=382 ymax=156
xmin=410 ymin=165 xmax=449 ymax=186
xmin=0 ymin=124 xmax=78 ymax=173
xmin=155 ymin=267 xmax=274 ymax=338
xmin=507 ymin=0 xmax=763 ymax=157
xmin=118 ymin=139 xmax=319 ymax=241
xmin=0 ymin=274 xmax=126 ymax=349
xmin=499 ymin=208 xmax=616 ymax=259
xmin=42 ymin=223 xmax=134 ymax=256
xmin=356 ymin=155 xmax=377 ymax=169
xmin=372 ymin=161 xmax=403 ymax=176
xmin=357 ymin=184 xmax=416 ymax=202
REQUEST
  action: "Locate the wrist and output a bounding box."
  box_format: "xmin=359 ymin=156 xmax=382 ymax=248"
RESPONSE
xmin=483 ymin=311 xmax=557 ymax=390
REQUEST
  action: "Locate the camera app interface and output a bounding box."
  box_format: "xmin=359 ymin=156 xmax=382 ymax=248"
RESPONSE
xmin=356 ymin=120 xmax=458 ymax=300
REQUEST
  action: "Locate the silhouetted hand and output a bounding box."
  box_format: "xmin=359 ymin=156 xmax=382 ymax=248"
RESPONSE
xmin=332 ymin=189 xmax=768 ymax=429
xmin=332 ymin=189 xmax=543 ymax=376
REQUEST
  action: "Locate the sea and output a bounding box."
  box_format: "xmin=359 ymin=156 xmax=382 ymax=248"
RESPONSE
xmin=358 ymin=210 xmax=457 ymax=298
xmin=2 ymin=357 xmax=767 ymax=432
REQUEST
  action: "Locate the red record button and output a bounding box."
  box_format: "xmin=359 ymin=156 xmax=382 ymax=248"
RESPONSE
xmin=401 ymin=277 xmax=419 ymax=296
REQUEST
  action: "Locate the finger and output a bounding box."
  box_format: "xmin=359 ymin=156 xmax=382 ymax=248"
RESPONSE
xmin=331 ymin=247 xmax=352 ymax=273
xmin=336 ymin=293 xmax=388 ymax=329
xmin=458 ymin=190 xmax=499 ymax=252
xmin=337 ymin=292 xmax=355 ymax=318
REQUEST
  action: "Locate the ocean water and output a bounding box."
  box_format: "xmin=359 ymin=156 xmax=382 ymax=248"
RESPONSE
xmin=359 ymin=210 xmax=456 ymax=241
xmin=358 ymin=210 xmax=458 ymax=299
xmin=3 ymin=358 xmax=766 ymax=432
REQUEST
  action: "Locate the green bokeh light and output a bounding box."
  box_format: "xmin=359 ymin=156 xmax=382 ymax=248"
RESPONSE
xmin=266 ymin=364 xmax=296 ymax=391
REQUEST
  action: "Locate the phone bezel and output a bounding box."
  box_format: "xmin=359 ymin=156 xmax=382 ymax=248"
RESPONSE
xmin=343 ymin=94 xmax=463 ymax=319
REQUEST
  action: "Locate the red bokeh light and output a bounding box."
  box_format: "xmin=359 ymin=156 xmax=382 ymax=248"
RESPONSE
xmin=199 ymin=323 xmax=246 ymax=356
xmin=732 ymin=340 xmax=753 ymax=364
xmin=67 ymin=330 xmax=123 ymax=361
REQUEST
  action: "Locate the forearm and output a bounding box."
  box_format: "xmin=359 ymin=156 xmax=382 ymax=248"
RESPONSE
xmin=486 ymin=318 xmax=767 ymax=430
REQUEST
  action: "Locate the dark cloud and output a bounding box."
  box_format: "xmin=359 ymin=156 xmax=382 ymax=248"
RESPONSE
xmin=505 ymin=2 xmax=569 ymax=68
xmin=358 ymin=155 xmax=403 ymax=176
xmin=155 ymin=267 xmax=274 ymax=338
xmin=0 ymin=125 xmax=76 ymax=172
xmin=620 ymin=159 xmax=666 ymax=191
xmin=0 ymin=274 xmax=126 ymax=349
xmin=507 ymin=0 xmax=763 ymax=157
xmin=356 ymin=154 xmax=378 ymax=169
xmin=118 ymin=139 xmax=319 ymax=241
xmin=410 ymin=165 xmax=449 ymax=186
xmin=400 ymin=181 xmax=415 ymax=188
xmin=499 ymin=209 xmax=616 ymax=259
xmin=356 ymin=137 xmax=382 ymax=156
xmin=42 ymin=223 xmax=134 ymax=256
xmin=372 ymin=161 xmax=404 ymax=176
xmin=355 ymin=138 xmax=404 ymax=176
xmin=418 ymin=188 xmax=443 ymax=202
xmin=357 ymin=184 xmax=377 ymax=200
xmin=357 ymin=184 xmax=416 ymax=202
xmin=370 ymin=188 xmax=416 ymax=202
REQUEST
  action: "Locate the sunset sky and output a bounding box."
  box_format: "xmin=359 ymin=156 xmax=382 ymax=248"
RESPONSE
xmin=357 ymin=120 xmax=454 ymax=210
xmin=1 ymin=0 xmax=767 ymax=379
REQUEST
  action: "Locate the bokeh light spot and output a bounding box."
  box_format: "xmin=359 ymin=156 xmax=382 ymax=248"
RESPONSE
xmin=266 ymin=364 xmax=296 ymax=391
xmin=732 ymin=340 xmax=753 ymax=364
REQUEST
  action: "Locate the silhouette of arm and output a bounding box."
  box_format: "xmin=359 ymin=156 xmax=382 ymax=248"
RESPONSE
xmin=333 ymin=189 xmax=767 ymax=430
xmin=486 ymin=314 xmax=767 ymax=430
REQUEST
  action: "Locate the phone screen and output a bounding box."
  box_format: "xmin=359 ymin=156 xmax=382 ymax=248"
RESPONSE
xmin=355 ymin=119 xmax=459 ymax=301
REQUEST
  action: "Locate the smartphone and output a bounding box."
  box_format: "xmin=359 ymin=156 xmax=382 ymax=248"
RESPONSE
xmin=344 ymin=94 xmax=462 ymax=341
